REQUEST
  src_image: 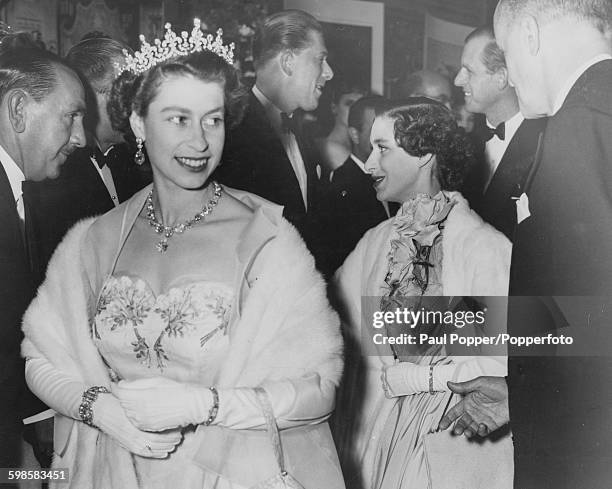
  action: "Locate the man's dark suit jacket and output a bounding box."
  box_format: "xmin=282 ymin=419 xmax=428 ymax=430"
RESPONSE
xmin=508 ymin=59 xmax=612 ymax=489
xmin=318 ymin=155 xmax=387 ymax=275
xmin=25 ymin=144 xmax=147 ymax=285
xmin=0 ymin=164 xmax=34 ymax=467
xmin=0 ymin=146 xmax=145 ymax=470
xmin=466 ymin=116 xmax=547 ymax=241
xmin=214 ymin=92 xmax=324 ymax=260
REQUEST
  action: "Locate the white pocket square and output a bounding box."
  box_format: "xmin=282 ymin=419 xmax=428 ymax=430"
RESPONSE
xmin=515 ymin=192 xmax=531 ymax=224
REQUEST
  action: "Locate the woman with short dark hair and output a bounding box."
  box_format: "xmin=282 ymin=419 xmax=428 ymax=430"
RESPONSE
xmin=334 ymin=98 xmax=512 ymax=489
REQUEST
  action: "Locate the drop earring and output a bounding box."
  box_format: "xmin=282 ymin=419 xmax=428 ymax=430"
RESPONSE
xmin=134 ymin=137 xmax=145 ymax=165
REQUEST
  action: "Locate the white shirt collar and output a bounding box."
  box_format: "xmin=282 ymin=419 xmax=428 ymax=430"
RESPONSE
xmin=552 ymin=54 xmax=612 ymax=115
xmin=101 ymin=144 xmax=115 ymax=157
xmin=0 ymin=143 xmax=25 ymax=203
xmin=349 ymin=153 xmax=368 ymax=174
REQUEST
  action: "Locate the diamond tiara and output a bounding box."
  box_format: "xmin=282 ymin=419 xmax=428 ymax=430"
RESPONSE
xmin=117 ymin=18 xmax=235 ymax=76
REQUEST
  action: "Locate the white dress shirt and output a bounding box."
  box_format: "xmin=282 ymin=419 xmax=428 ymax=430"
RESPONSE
xmin=552 ymin=54 xmax=612 ymax=115
xmin=0 ymin=143 xmax=26 ymax=223
xmin=252 ymin=85 xmax=309 ymax=209
xmin=91 ymin=145 xmax=119 ymax=207
xmin=484 ymin=111 xmax=524 ymax=190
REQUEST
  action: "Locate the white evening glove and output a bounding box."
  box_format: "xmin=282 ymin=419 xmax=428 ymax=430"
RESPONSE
xmin=112 ymin=377 xmax=214 ymax=432
xmin=381 ymin=363 xmax=445 ymax=397
xmin=93 ymin=393 xmax=182 ymax=458
xmin=25 ymin=358 xmax=181 ymax=458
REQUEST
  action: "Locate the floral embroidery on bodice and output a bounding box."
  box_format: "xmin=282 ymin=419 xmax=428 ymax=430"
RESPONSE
xmin=93 ymin=275 xmax=234 ymax=381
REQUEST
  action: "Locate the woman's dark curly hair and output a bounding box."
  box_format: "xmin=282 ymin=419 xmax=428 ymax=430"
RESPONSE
xmin=109 ymin=50 xmax=248 ymax=145
xmin=380 ymin=97 xmax=475 ymax=191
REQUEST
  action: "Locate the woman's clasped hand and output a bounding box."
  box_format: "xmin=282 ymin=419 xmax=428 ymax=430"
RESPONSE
xmin=93 ymin=391 xmax=183 ymax=457
xmin=111 ymin=377 xmax=215 ymax=432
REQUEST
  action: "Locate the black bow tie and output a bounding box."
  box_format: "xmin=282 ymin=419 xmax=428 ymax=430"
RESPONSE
xmin=93 ymin=146 xmax=116 ymax=169
xmin=280 ymin=112 xmax=298 ymax=135
xmin=483 ymin=122 xmax=505 ymax=142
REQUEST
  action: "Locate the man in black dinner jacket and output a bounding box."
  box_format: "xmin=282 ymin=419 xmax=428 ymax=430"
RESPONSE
xmin=440 ymin=2 xmax=612 ymax=488
xmin=26 ymin=37 xmax=148 ymax=278
xmin=0 ymin=47 xmax=85 ymax=475
xmin=214 ymin=9 xmax=333 ymax=265
xmin=455 ymin=25 xmax=546 ymax=241
xmin=318 ymin=95 xmax=389 ymax=275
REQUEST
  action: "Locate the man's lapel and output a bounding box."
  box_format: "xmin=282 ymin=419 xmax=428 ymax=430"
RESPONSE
xmin=523 ymin=130 xmax=545 ymax=195
xmin=80 ymin=148 xmax=115 ymax=209
xmin=485 ymin=118 xmax=546 ymax=202
xmin=293 ymin=111 xmax=321 ymax=211
xmin=0 ymin=162 xmax=30 ymax=275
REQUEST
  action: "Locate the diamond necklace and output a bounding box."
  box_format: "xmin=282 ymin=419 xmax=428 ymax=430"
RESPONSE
xmin=146 ymin=181 xmax=223 ymax=253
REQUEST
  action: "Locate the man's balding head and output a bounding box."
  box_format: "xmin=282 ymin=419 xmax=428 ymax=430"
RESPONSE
xmin=495 ymin=0 xmax=611 ymax=35
xmin=494 ymin=0 xmax=611 ymax=116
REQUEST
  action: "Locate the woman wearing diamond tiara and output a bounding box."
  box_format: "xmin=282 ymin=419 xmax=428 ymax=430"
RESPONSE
xmin=22 ymin=21 xmax=344 ymax=489
xmin=333 ymin=99 xmax=512 ymax=489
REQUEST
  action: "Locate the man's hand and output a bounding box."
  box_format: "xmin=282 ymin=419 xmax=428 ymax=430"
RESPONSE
xmin=438 ymin=376 xmax=509 ymax=438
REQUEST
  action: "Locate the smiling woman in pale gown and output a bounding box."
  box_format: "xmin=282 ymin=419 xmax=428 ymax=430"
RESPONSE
xmin=22 ymin=21 xmax=344 ymax=489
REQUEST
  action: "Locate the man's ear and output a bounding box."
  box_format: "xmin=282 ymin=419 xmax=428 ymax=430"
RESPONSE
xmin=279 ymin=49 xmax=295 ymax=77
xmin=7 ymin=90 xmax=28 ymax=133
xmin=348 ymin=126 xmax=360 ymax=146
xmin=495 ymin=66 xmax=510 ymax=90
xmin=522 ymin=15 xmax=541 ymax=56
xmin=129 ymin=111 xmax=145 ymax=140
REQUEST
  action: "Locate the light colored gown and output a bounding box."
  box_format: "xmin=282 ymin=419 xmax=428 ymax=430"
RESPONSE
xmin=371 ymin=193 xmax=453 ymax=489
xmin=93 ymin=275 xmax=237 ymax=488
xmin=334 ymin=191 xmax=511 ymax=489
xmin=22 ymin=186 xmax=344 ymax=489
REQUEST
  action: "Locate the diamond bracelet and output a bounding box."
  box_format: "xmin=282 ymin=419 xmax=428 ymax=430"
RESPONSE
xmin=78 ymin=386 xmax=110 ymax=428
xmin=203 ymin=386 xmax=219 ymax=426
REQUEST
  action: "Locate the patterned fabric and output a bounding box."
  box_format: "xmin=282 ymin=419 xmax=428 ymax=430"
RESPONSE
xmin=333 ymin=191 xmax=511 ymax=489
xmin=93 ymin=276 xmax=233 ymax=379
xmin=91 ymin=275 xmax=239 ymax=487
xmin=373 ymin=192 xmax=457 ymax=489
xmin=383 ymin=192 xmax=454 ymax=297
xmin=380 ymin=192 xmax=454 ymax=361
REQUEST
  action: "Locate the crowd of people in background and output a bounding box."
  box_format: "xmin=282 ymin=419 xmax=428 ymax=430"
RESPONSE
xmin=0 ymin=1 xmax=611 ymax=488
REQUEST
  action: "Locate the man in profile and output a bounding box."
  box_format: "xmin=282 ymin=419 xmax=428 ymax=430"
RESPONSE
xmin=0 ymin=46 xmax=86 ymax=474
xmin=27 ymin=36 xmax=147 ymax=276
xmin=441 ymin=1 xmax=612 ymax=487
xmin=319 ymin=95 xmax=389 ymax=274
xmin=455 ymin=25 xmax=546 ymax=240
xmin=215 ymin=9 xmax=333 ymax=264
